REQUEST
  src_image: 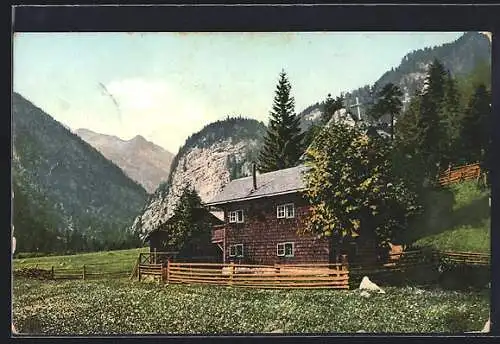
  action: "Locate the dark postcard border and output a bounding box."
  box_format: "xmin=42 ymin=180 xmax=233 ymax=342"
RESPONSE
xmin=8 ymin=3 xmax=500 ymax=342
xmin=11 ymin=4 xmax=500 ymax=32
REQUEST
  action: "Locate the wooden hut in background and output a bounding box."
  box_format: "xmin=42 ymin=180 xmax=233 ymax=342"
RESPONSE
xmin=143 ymin=207 xmax=224 ymax=263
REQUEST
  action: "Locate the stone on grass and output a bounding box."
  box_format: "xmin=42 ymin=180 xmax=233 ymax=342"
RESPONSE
xmin=481 ymin=318 xmax=491 ymax=333
xmin=359 ymin=276 xmax=385 ymax=294
xmin=360 ymin=290 xmax=371 ymax=298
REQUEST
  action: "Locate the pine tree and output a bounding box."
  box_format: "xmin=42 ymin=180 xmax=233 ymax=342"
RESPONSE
xmin=167 ymin=185 xmax=205 ymax=252
xmin=369 ymin=83 xmax=403 ymax=140
xmin=321 ymin=93 xmax=344 ymax=125
xmin=394 ymin=93 xmax=426 ymax=192
xmin=460 ymin=84 xmax=491 ymax=170
xmin=418 ymin=59 xmax=448 ymax=185
xmin=440 ymin=72 xmax=463 ymax=166
xmin=258 ymin=70 xmax=305 ymax=172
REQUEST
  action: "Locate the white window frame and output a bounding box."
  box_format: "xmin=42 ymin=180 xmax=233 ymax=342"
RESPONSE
xmin=277 ymin=242 xmax=295 ymax=257
xmin=229 ymin=244 xmax=244 ymax=258
xmin=229 ymin=209 xmax=244 ymax=223
xmin=277 ymin=203 xmax=295 ymax=219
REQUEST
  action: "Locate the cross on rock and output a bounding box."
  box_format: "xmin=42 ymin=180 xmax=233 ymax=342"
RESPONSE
xmin=350 ymin=96 xmax=363 ymax=121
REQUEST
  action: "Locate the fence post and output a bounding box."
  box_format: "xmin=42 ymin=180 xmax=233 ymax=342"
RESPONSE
xmin=82 ymin=265 xmax=86 ymax=280
xmin=51 ymin=266 xmax=54 ymax=280
xmin=229 ymin=262 xmax=234 ymax=287
xmin=166 ymin=258 xmax=170 ymax=284
xmin=274 ymin=264 xmax=280 ymax=285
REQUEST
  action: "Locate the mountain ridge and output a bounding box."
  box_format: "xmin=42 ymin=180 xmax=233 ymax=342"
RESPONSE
xmin=12 ymin=92 xmax=148 ymax=253
xmin=298 ymin=31 xmax=491 ymax=129
xmin=75 ymin=128 xmax=174 ymax=194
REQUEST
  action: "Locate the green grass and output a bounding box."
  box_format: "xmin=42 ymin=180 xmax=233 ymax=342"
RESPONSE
xmin=12 ymin=247 xmax=149 ymax=274
xmin=12 ymin=277 xmax=490 ymax=334
xmin=404 ymin=181 xmax=490 ymax=253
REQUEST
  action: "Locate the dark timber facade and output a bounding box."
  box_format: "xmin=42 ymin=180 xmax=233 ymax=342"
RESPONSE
xmin=207 ymin=165 xmax=379 ymax=265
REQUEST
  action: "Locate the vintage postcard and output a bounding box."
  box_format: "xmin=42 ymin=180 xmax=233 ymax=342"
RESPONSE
xmin=12 ymin=27 xmax=492 ymax=335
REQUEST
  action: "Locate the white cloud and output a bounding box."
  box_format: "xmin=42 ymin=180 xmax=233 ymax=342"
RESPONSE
xmin=102 ymin=78 xmax=215 ymax=152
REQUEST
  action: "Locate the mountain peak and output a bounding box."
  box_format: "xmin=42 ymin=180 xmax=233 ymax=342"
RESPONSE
xmin=131 ymin=135 xmax=147 ymax=143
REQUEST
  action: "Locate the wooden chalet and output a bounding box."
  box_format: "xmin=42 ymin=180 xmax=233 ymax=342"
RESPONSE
xmin=143 ymin=207 xmax=224 ymax=263
xmin=206 ymin=164 xmax=379 ymax=266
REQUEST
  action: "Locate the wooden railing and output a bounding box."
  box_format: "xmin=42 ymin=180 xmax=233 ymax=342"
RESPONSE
xmin=211 ymin=226 xmax=225 ymax=243
xmin=14 ymin=263 xmax=132 ymax=280
xmin=138 ymin=263 xmax=163 ymax=282
xmin=438 ymin=251 xmax=490 ymax=266
xmin=438 ymin=163 xmax=481 ymax=186
xmin=138 ymin=251 xmax=178 ymax=265
xmin=166 ymin=262 xmax=349 ymax=289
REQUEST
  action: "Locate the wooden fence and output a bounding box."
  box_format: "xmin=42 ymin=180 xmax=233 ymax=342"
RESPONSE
xmin=14 ymin=262 xmax=132 ymax=280
xmin=438 ymin=162 xmax=481 ymax=186
xmin=162 ymin=262 xmax=349 ymax=289
xmin=438 ymin=251 xmax=490 ymax=266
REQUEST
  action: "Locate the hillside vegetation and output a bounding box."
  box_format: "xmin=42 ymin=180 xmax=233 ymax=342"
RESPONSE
xmin=298 ymin=32 xmax=491 ymax=127
xmin=12 ymin=93 xmax=148 ymax=254
xmin=403 ymin=181 xmax=490 ymax=253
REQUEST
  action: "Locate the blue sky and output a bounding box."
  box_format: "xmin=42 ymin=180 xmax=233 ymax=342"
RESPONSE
xmin=13 ymin=32 xmax=464 ymax=153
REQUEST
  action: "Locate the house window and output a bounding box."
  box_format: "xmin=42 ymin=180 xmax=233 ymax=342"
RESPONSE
xmin=229 ymin=210 xmax=244 ymax=223
xmin=229 ymin=244 xmax=244 ymax=258
xmin=277 ymin=242 xmax=294 ymax=257
xmin=277 ymin=203 xmax=295 ymax=219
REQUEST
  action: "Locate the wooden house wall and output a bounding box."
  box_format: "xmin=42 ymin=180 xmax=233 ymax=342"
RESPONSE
xmin=220 ymin=193 xmax=330 ymax=265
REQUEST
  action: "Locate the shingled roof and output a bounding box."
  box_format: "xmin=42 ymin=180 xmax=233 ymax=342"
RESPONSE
xmin=206 ymin=164 xmax=309 ymax=206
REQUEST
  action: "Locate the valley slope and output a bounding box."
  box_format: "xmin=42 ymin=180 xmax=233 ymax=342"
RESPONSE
xmin=12 ymin=93 xmax=148 ymax=253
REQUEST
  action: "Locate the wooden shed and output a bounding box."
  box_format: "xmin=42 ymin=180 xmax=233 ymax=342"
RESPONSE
xmin=143 ymin=207 xmax=225 ymax=262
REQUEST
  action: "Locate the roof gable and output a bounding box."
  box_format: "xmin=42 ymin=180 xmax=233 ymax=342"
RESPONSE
xmin=206 ymin=164 xmax=309 ymax=206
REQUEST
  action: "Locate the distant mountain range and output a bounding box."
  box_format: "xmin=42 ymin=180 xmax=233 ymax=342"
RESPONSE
xmin=298 ymin=31 xmax=491 ymax=129
xmin=75 ymin=129 xmax=174 ymax=194
xmin=12 ymin=93 xmax=148 ymax=253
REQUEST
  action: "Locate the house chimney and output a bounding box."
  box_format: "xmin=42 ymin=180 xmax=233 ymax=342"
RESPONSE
xmin=252 ymin=162 xmax=257 ymax=190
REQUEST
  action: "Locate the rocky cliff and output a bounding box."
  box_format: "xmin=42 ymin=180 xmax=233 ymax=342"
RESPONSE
xmin=130 ymin=117 xmax=266 ymax=239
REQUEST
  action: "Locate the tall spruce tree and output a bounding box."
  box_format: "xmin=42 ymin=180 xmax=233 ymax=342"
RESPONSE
xmin=394 ymin=92 xmax=426 ymax=191
xmin=418 ymin=59 xmax=448 ymax=185
xmin=167 ymin=185 xmax=206 ymax=253
xmin=460 ymin=84 xmax=491 ymax=170
xmin=440 ymin=72 xmax=463 ymax=166
xmin=258 ymin=70 xmax=305 ymax=172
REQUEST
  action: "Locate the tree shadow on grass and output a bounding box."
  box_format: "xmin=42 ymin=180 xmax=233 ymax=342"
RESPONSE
xmin=403 ymin=189 xmax=490 ymax=244
xmin=450 ymin=194 xmax=490 ymax=229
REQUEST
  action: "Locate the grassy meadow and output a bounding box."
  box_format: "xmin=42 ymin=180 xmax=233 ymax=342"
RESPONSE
xmin=13 ymin=247 xmax=149 ymax=275
xmin=11 ymin=181 xmax=491 ymax=335
xmin=405 ymin=181 xmax=490 ymax=253
xmin=13 ymin=277 xmax=490 ymax=335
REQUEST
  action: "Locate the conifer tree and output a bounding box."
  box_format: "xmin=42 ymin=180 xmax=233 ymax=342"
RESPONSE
xmin=321 ymin=93 xmax=344 ymax=125
xmin=461 ymin=84 xmax=491 ymax=170
xmin=167 ymin=186 xmax=206 ymax=252
xmin=418 ymin=59 xmax=448 ymax=185
xmin=258 ymin=70 xmax=305 ymax=172
xmin=369 ymin=83 xmax=403 ymax=140
xmin=440 ymin=72 xmax=463 ymax=166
